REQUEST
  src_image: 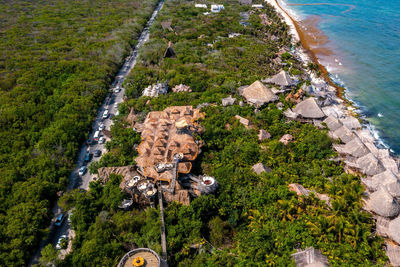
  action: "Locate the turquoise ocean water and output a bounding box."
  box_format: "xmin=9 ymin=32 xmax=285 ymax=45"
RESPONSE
xmin=279 ymin=0 xmax=400 ymax=153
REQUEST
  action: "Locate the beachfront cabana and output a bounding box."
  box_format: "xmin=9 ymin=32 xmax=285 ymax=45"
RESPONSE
xmin=293 ymin=97 xmax=325 ymax=119
xmin=340 ymin=116 xmax=362 ymax=130
xmin=362 ymin=170 xmax=400 ymax=197
xmin=365 ymin=186 xmax=400 ymax=218
xmin=355 ymin=153 xmax=385 ymax=176
xmin=332 ymin=137 xmax=370 ymax=158
xmin=331 ymin=125 xmax=355 ymax=143
xmin=323 ymin=115 xmax=342 ymax=131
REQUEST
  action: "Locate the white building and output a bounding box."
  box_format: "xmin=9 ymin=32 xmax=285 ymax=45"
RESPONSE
xmin=195 ymin=4 xmax=207 ymax=8
xmin=211 ymin=4 xmax=224 ymax=13
xmin=251 ymin=4 xmax=263 ymax=8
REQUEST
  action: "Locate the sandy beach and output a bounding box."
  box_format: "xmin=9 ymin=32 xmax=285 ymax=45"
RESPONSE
xmin=264 ymin=0 xmax=346 ymax=98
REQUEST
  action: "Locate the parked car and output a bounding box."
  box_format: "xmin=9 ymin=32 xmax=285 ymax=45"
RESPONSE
xmin=114 ymin=103 xmax=118 ymax=109
xmin=86 ymin=139 xmax=93 ymax=146
xmin=84 ymin=152 xmax=91 ymax=162
xmin=102 ymin=109 xmax=109 ymax=119
xmin=78 ymin=166 xmax=87 ymax=176
xmin=98 ymin=137 xmax=105 ymax=144
xmin=56 ymin=235 xmax=68 ymax=249
xmin=115 ymin=87 xmax=121 ymax=93
xmin=94 ymin=150 xmax=101 ymax=157
xmin=55 ymin=213 xmax=65 ymax=227
xmin=99 ymin=123 xmax=105 ymax=131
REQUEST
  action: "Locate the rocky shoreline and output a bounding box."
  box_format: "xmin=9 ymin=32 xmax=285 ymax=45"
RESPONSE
xmin=264 ymin=0 xmax=400 ymax=265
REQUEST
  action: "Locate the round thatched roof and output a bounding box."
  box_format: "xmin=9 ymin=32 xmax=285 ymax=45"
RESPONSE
xmin=367 ymin=186 xmax=400 ymax=218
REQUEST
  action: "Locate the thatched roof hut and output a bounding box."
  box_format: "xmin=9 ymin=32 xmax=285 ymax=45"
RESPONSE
xmin=386 ymin=241 xmax=400 ymax=267
xmin=263 ymin=70 xmax=294 ymax=87
xmin=375 ymin=215 xmax=390 ymax=237
xmin=323 ymin=115 xmax=342 ymax=131
xmin=362 ymin=170 xmax=400 ymax=197
xmin=252 ymin=163 xmax=272 ymax=175
xmin=293 ymin=98 xmax=325 ymax=119
xmin=340 ymin=116 xmax=361 ymax=130
xmin=258 ymin=129 xmax=271 ymax=141
xmin=355 ymin=153 xmax=385 ymax=176
xmin=365 ymin=186 xmax=400 ymax=218
xmin=388 ymin=216 xmax=400 ymax=244
xmin=222 ymin=95 xmax=236 ymax=106
xmin=291 ymin=247 xmax=329 ymax=267
xmin=332 ymin=125 xmax=355 ymax=143
xmin=240 ymin=80 xmax=278 ymax=105
xmin=332 ymin=137 xmax=369 ymax=158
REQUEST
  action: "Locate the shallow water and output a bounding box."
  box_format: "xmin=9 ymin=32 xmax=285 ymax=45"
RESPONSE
xmin=279 ymin=0 xmax=400 ymax=153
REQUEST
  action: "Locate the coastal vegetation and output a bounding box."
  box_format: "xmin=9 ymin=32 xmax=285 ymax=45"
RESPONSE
xmin=60 ymin=0 xmax=387 ymax=266
xmin=0 ymin=0 xmax=158 ymax=265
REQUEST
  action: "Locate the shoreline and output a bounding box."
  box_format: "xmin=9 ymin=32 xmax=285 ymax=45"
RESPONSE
xmin=265 ymin=0 xmax=400 ymax=264
xmin=265 ymin=0 xmax=346 ymax=99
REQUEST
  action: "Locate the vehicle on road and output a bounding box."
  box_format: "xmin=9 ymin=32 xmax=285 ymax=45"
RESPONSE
xmin=115 ymin=87 xmax=121 ymax=93
xmin=86 ymin=139 xmax=93 ymax=146
xmin=93 ymin=130 xmax=100 ymax=141
xmin=56 ymin=235 xmax=68 ymax=250
xmin=114 ymin=103 xmax=118 ymax=109
xmin=78 ymin=166 xmax=87 ymax=176
xmin=102 ymin=109 xmax=109 ymax=119
xmin=84 ymin=152 xmax=91 ymax=162
xmin=99 ymin=137 xmax=105 ymax=144
xmin=99 ymin=123 xmax=105 ymax=131
xmin=94 ymin=150 xmax=102 ymax=157
xmin=55 ymin=213 xmax=65 ymax=227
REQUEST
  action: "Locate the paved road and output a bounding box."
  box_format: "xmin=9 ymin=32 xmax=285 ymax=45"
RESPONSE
xmin=29 ymin=1 xmax=165 ymax=265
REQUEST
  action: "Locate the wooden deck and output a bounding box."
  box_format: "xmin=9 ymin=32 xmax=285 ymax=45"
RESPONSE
xmin=123 ymin=251 xmax=159 ymax=267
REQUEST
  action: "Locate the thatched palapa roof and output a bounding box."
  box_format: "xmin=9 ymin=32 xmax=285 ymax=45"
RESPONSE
xmin=263 ymin=70 xmax=294 ymax=87
xmin=323 ymin=115 xmax=342 ymax=131
xmin=332 ymin=125 xmax=355 ymax=143
xmin=362 ymin=170 xmax=400 ymax=197
xmin=388 ymin=216 xmax=400 ymax=244
xmin=386 ymin=241 xmax=400 ymax=267
xmin=355 ymin=153 xmax=385 ymax=176
xmin=340 ymin=116 xmax=361 ymax=130
xmin=293 ymin=98 xmax=325 ymax=119
xmin=332 ymin=137 xmax=369 ymax=158
xmin=240 ymin=80 xmax=278 ymax=105
xmin=365 ymin=186 xmax=400 ymax=218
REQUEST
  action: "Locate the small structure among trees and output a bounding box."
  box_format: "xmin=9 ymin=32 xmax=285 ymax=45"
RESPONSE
xmin=291 ymin=247 xmax=329 ymax=267
xmin=239 ymin=80 xmax=278 ymax=106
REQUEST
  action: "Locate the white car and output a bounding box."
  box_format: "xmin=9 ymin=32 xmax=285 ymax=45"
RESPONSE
xmin=114 ymin=103 xmax=118 ymax=109
xmin=56 ymin=235 xmax=67 ymax=249
xmin=115 ymin=87 xmax=121 ymax=93
xmin=99 ymin=137 xmax=105 ymax=144
xmin=78 ymin=166 xmax=87 ymax=176
xmin=99 ymin=123 xmax=105 ymax=131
